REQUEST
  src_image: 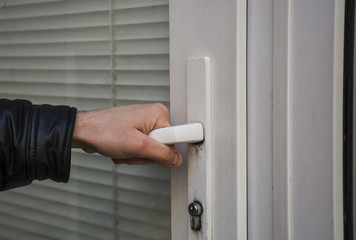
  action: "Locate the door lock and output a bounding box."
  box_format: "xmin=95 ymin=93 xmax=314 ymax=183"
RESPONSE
xmin=188 ymin=201 xmax=203 ymax=231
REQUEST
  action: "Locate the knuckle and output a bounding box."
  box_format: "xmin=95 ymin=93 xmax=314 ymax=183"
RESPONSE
xmin=135 ymin=137 xmax=149 ymax=152
xmin=152 ymin=103 xmax=168 ymax=114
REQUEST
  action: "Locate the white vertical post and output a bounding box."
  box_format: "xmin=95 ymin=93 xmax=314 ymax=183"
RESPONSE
xmin=272 ymin=0 xmax=345 ymax=239
xmin=187 ymin=56 xmax=212 ymax=240
xmin=272 ymin=1 xmax=292 ymax=239
xmin=170 ymin=1 xmax=247 ymax=239
xmin=333 ymin=1 xmax=345 ymax=238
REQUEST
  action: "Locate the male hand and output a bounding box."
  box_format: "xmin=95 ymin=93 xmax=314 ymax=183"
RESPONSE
xmin=72 ymin=103 xmax=183 ymax=168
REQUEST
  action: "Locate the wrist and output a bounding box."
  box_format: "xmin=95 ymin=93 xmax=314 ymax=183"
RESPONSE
xmin=72 ymin=111 xmax=90 ymax=149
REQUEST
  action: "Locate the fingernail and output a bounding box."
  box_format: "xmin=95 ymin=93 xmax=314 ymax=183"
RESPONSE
xmin=172 ymin=153 xmax=179 ymax=167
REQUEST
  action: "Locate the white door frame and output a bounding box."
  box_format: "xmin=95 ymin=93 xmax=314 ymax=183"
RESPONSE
xmin=169 ymin=0 xmax=247 ymax=239
xmin=248 ymin=1 xmax=344 ymax=239
xmin=170 ymin=1 xmax=344 ymax=239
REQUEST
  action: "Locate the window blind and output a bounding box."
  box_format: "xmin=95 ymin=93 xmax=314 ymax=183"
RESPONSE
xmin=0 ymin=1 xmax=171 ymax=240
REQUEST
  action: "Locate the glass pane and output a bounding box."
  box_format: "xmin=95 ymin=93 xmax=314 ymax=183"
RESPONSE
xmin=0 ymin=1 xmax=171 ymax=239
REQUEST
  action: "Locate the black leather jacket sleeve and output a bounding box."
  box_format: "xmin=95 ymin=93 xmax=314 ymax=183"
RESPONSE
xmin=0 ymin=99 xmax=77 ymax=191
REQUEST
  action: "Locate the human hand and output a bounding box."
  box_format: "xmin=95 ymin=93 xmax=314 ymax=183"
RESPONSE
xmin=72 ymin=103 xmax=183 ymax=168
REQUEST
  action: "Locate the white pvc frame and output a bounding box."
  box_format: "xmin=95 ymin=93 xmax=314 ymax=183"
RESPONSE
xmin=248 ymin=1 xmax=344 ymax=239
xmin=169 ymin=0 xmax=247 ymax=239
xmin=170 ymin=0 xmax=344 ymax=239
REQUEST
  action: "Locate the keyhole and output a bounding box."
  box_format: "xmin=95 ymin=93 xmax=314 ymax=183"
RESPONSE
xmin=188 ymin=201 xmax=203 ymax=231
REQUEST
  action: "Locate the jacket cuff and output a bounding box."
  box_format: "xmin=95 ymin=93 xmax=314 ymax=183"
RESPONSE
xmin=27 ymin=104 xmax=77 ymax=183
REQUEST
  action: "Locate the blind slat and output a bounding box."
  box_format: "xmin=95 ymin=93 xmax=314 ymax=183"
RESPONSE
xmin=0 ymin=84 xmax=168 ymax=102
xmin=0 ymin=41 xmax=111 ymax=57
xmin=0 ymin=27 xmax=110 ymax=44
xmin=6 ymin=0 xmax=60 ymax=7
xmin=0 ymin=83 xmax=112 ymax=99
xmin=71 ymin=151 xmax=113 ymax=171
xmin=115 ymin=85 xmax=169 ymax=101
xmin=115 ymin=55 xmax=169 ymax=70
xmin=118 ymin=203 xmax=170 ymax=228
xmin=0 ymin=194 xmax=113 ymax=228
xmin=0 ymin=12 xmax=109 ymax=32
xmin=115 ymin=22 xmax=168 ymax=40
xmin=35 ymin=179 xmax=114 ymax=199
xmin=118 ymin=218 xmax=170 ymax=240
xmin=116 ymin=71 xmax=169 ymax=86
xmin=2 ymin=0 xmax=109 ymax=19
xmin=0 ymin=39 xmax=168 ymax=57
xmin=0 ymin=213 xmax=107 ymax=240
xmin=0 ymin=57 xmax=111 ymax=70
xmin=117 ymin=174 xmax=170 ymax=196
xmin=0 ymin=70 xmax=111 ymax=84
xmin=114 ymin=5 xmax=168 ymax=25
xmin=0 ymin=55 xmax=168 ymax=70
xmin=114 ymin=0 xmax=168 ymax=10
xmin=117 ymin=189 xmax=170 ymax=211
xmin=0 ymin=23 xmax=167 ymax=44
xmin=0 ymin=203 xmax=112 ymax=239
xmin=0 ymin=94 xmax=112 ymax=110
xmin=117 ymin=164 xmax=170 ymax=180
xmin=6 ymin=184 xmax=114 ymax=214
xmin=0 ymin=224 xmax=51 ymax=240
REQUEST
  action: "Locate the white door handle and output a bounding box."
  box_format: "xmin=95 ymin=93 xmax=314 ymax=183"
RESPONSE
xmin=149 ymin=123 xmax=204 ymax=144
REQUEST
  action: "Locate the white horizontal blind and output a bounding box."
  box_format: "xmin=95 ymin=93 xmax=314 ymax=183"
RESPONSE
xmin=0 ymin=1 xmax=171 ymax=240
xmin=112 ymin=0 xmax=169 ymax=106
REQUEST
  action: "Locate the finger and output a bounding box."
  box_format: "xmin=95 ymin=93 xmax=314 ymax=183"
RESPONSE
xmin=112 ymin=156 xmax=182 ymax=168
xmin=133 ymin=135 xmax=183 ymax=167
xmin=150 ymin=103 xmax=172 ymax=129
xmin=134 ymin=103 xmax=171 ymax=133
xmin=112 ymin=158 xmax=152 ymax=165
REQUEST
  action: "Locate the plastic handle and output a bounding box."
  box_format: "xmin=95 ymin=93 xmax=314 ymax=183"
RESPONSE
xmin=149 ymin=123 xmax=204 ymax=144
